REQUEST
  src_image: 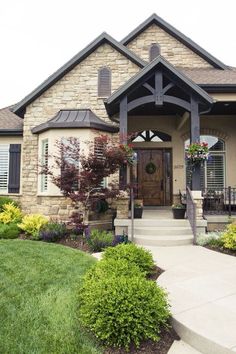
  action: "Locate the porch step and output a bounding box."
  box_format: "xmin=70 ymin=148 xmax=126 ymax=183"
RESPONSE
xmin=134 ymin=234 xmax=193 ymax=246
xmin=134 ymin=226 xmax=192 ymax=236
xmin=132 ymin=219 xmax=190 ymax=227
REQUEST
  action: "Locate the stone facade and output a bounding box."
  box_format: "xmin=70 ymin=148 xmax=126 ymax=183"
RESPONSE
xmin=20 ymin=43 xmax=140 ymax=217
xmin=2 ymin=16 xmax=234 ymax=221
xmin=127 ymin=23 xmax=212 ymax=68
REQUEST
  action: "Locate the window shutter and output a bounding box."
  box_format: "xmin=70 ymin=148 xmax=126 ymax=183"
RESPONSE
xmin=41 ymin=140 xmax=48 ymax=192
xmin=0 ymin=145 xmax=9 ymax=192
xmin=206 ymin=155 xmax=225 ymax=189
xmin=8 ymin=144 xmax=21 ymax=193
xmin=98 ymin=67 xmax=111 ymax=97
xmin=149 ymin=44 xmax=160 ymax=61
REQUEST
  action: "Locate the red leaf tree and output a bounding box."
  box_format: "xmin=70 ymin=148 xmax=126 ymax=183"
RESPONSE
xmin=42 ymin=135 xmax=134 ymax=221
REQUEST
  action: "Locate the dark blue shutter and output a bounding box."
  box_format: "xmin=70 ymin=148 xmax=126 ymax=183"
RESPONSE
xmin=8 ymin=144 xmax=21 ymax=193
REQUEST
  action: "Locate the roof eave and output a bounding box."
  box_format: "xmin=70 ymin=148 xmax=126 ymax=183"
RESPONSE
xmin=13 ymin=33 xmax=145 ymax=115
xmin=121 ymin=13 xmax=227 ymax=70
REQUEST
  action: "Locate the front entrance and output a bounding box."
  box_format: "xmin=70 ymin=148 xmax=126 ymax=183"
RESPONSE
xmin=136 ymin=149 xmax=172 ymax=206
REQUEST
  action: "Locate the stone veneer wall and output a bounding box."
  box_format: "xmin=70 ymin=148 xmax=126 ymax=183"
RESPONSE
xmin=126 ymin=23 xmax=212 ymax=68
xmin=21 ymin=43 xmax=140 ymax=218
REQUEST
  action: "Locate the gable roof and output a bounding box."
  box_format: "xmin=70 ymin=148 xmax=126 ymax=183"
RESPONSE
xmin=13 ymin=33 xmax=146 ymax=116
xmin=121 ymin=13 xmax=228 ymax=70
xmin=105 ymin=55 xmax=213 ymax=115
xmin=0 ymin=107 xmax=23 ymax=135
xmin=32 ymin=109 xmax=118 ymax=134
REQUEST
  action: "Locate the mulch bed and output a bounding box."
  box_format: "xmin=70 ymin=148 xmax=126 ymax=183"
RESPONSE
xmin=204 ymin=245 xmax=236 ymax=257
xmin=57 ymin=236 xmax=91 ymax=252
xmin=104 ymin=326 xmax=179 ymax=354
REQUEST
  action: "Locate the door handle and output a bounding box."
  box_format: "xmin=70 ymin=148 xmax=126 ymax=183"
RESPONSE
xmin=161 ymin=179 xmax=164 ymax=191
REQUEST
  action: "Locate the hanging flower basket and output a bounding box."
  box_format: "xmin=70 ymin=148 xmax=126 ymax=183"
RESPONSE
xmin=185 ymin=142 xmax=209 ymax=165
xmin=119 ymin=144 xmax=135 ymax=165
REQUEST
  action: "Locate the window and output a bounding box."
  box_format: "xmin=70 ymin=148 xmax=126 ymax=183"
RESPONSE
xmin=132 ymin=130 xmax=171 ymax=142
xmin=41 ymin=139 xmax=48 ymax=192
xmin=0 ymin=145 xmax=9 ymax=192
xmin=149 ymin=43 xmax=160 ymax=61
xmin=185 ymin=135 xmax=225 ymax=189
xmin=0 ymin=144 xmax=21 ymax=194
xmin=94 ymin=137 xmax=107 ymax=188
xmin=61 ymin=137 xmax=80 ymax=191
xmin=98 ymin=67 xmax=111 ymax=97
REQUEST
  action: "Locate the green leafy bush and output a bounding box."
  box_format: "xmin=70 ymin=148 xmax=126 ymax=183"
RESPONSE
xmin=18 ymin=214 xmax=49 ymax=240
xmin=102 ymin=243 xmax=155 ymax=275
xmin=0 ymin=223 xmax=20 ymax=239
xmin=222 ymin=224 xmax=236 ymax=250
xmin=0 ymin=196 xmax=19 ymax=212
xmin=0 ymin=203 xmax=22 ymax=224
xmin=86 ymin=229 xmax=114 ymax=252
xmin=86 ymin=258 xmax=144 ymax=281
xmin=79 ymin=274 xmax=170 ymax=350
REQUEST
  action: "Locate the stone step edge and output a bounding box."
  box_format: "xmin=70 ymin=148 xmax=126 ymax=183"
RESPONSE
xmin=172 ymin=317 xmax=233 ymax=354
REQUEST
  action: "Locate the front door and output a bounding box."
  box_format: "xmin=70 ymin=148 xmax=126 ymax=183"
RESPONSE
xmin=137 ymin=149 xmax=172 ymax=206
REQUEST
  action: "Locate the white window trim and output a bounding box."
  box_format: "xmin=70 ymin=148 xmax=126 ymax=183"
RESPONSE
xmin=0 ymin=144 xmax=9 ymax=194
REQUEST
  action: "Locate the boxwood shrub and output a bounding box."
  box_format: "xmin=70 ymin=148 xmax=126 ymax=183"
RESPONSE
xmin=102 ymin=243 xmax=155 ymax=275
xmin=79 ymin=273 xmax=170 ymax=350
xmin=0 ymin=223 xmax=20 ymax=239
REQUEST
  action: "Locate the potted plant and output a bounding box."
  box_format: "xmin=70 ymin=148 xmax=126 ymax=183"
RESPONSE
xmin=172 ymin=203 xmax=186 ymax=219
xmin=134 ymin=201 xmax=143 ymax=219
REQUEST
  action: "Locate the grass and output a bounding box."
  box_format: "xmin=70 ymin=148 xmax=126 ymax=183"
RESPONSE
xmin=0 ymin=239 xmax=102 ymax=354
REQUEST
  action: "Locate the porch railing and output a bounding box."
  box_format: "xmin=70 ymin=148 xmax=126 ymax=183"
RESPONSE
xmin=202 ymin=186 xmax=236 ymax=216
xmin=186 ymin=186 xmax=197 ymax=244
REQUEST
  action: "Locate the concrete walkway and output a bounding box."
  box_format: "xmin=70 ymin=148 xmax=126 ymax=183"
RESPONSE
xmin=145 ymin=245 xmax=236 ymax=354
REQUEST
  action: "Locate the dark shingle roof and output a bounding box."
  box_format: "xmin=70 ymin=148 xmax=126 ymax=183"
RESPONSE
xmin=180 ymin=68 xmax=236 ymax=85
xmin=32 ymin=109 xmax=118 ymax=134
xmin=0 ymin=107 xmax=23 ymax=135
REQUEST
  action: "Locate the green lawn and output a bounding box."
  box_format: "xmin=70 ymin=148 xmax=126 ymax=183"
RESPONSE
xmin=0 ymin=239 xmax=102 ymax=354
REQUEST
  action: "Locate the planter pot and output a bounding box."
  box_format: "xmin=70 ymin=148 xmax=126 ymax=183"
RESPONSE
xmin=134 ymin=207 xmax=143 ymax=219
xmin=172 ymin=208 xmax=186 ymax=219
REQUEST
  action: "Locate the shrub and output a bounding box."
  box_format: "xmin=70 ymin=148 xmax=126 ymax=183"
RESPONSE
xmin=0 ymin=203 xmax=22 ymax=224
xmin=79 ymin=274 xmax=170 ymax=350
xmin=196 ymin=232 xmax=223 ymax=246
xmin=0 ymin=223 xmax=20 ymax=239
xmin=222 ymin=224 xmax=236 ymax=250
xmin=102 ymin=243 xmax=155 ymax=275
xmin=39 ymin=222 xmax=67 ymax=242
xmin=85 ymin=258 xmax=144 ymax=281
xmin=18 ymin=214 xmax=49 ymax=240
xmin=0 ymin=196 xmax=19 ymax=212
xmin=85 ymin=229 xmax=114 ymax=252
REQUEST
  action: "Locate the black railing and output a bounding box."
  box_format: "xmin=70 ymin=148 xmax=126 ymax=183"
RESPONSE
xmin=186 ymin=186 xmax=197 ymax=244
xmin=202 ymin=187 xmax=236 ymax=216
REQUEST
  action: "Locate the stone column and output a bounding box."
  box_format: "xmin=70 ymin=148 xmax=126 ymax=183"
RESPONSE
xmin=192 ymin=190 xmax=207 ymax=234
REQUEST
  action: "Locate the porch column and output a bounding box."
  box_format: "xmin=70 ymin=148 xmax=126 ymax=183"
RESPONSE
xmin=119 ymin=96 xmax=128 ymax=188
xmin=190 ymin=96 xmax=201 ymax=190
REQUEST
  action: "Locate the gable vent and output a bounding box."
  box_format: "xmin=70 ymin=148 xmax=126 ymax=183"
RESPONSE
xmin=98 ymin=67 xmax=111 ymax=97
xmin=149 ymin=43 xmax=160 ymax=61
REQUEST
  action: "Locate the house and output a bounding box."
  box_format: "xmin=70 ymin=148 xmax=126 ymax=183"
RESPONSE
xmin=1 ymin=13 xmax=236 ymax=223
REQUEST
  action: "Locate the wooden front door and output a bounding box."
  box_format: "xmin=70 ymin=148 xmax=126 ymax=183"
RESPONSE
xmin=137 ymin=149 xmax=172 ymax=206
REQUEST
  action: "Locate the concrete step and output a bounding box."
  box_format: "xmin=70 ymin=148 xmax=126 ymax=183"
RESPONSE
xmin=134 ymin=235 xmax=193 ymax=246
xmin=134 ymin=226 xmax=192 ymax=236
xmin=132 ymin=219 xmax=190 ymax=227
xmin=168 ymin=340 xmax=204 ymax=354
xmin=172 ymin=317 xmax=234 ymax=354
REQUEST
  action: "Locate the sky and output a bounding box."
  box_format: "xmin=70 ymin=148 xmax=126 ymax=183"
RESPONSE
xmin=1 ymin=0 xmax=236 ymax=108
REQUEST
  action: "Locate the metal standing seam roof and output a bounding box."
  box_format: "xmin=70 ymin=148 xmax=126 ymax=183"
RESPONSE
xmin=31 ymin=109 xmax=119 ymax=134
xmin=0 ymin=107 xmax=23 ymax=135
